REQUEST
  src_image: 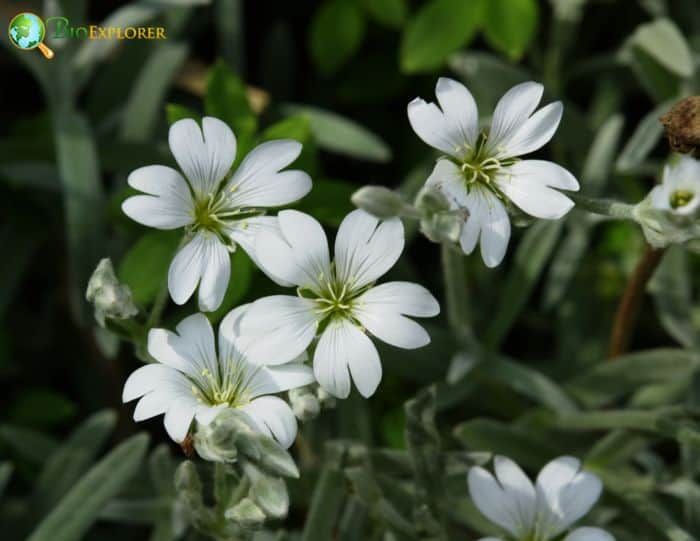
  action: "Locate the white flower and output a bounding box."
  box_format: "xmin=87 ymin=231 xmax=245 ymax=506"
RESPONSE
xmin=468 ymin=455 xmax=614 ymax=541
xmin=122 ymin=306 xmax=314 ymax=448
xmin=240 ymin=209 xmax=440 ymax=399
xmin=649 ymin=155 xmax=700 ymax=217
xmin=408 ymin=78 xmax=579 ymax=267
xmin=122 ymin=117 xmax=312 ymax=311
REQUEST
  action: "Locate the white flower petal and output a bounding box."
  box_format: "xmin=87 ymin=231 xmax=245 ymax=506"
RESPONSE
xmin=240 ymin=396 xmax=298 ymax=449
xmin=407 ymin=98 xmax=465 ymax=158
xmin=435 ymin=77 xmax=479 ymax=150
xmin=564 ymin=527 xmax=615 ymax=541
xmin=496 ymin=161 xmax=578 ymax=220
xmin=278 ymin=210 xmax=331 ymax=289
xmin=168 ymin=233 xmax=206 ymax=306
xmin=356 ymin=281 xmax=440 ymax=317
xmin=133 ymin=391 xmax=171 ymax=421
xmin=536 ymin=456 xmax=603 ymax=536
xmin=174 ymin=313 xmax=219 ymax=376
xmin=123 ymin=165 xmax=193 ymax=229
xmin=334 ymin=209 xmax=404 ymax=289
xmin=226 ymin=140 xmax=312 ymax=207
xmin=461 ymin=189 xmax=510 ymax=267
xmin=425 ymin=158 xmax=470 ymax=209
xmin=254 ymin=224 xmax=311 ymax=287
xmin=493 ymin=456 xmax=537 ymax=533
xmin=313 ymin=319 xmax=382 ymax=398
xmin=248 ymin=363 xmax=315 ymax=398
xmin=240 ymin=295 xmax=318 ymax=365
xmin=487 ymin=82 xmax=543 ymax=154
xmin=169 ymin=117 xmax=236 ymax=198
xmin=355 ymin=309 xmax=431 ymax=349
xmin=163 ymin=399 xmax=197 ymax=442
xmin=146 ymin=314 xmax=219 ymax=380
xmin=218 ymin=304 xmax=250 ymax=362
xmin=122 ymin=364 xmax=178 ymax=401
xmin=505 ymin=101 xmax=563 ymax=156
xmin=197 ymin=235 xmax=231 ymax=312
xmin=467 ymin=466 xmax=528 ymax=538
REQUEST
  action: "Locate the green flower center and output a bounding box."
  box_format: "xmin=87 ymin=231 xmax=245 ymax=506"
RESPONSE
xmin=456 ymin=132 xmax=517 ymax=190
xmin=670 ymin=189 xmax=695 ymax=209
xmin=189 ymin=363 xmax=256 ymax=407
xmin=297 ymin=265 xmax=372 ymax=329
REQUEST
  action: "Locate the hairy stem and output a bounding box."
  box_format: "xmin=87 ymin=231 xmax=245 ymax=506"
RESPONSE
xmin=440 ymin=243 xmax=474 ymax=348
xmin=608 ymin=245 xmax=666 ymax=359
xmin=568 ymin=193 xmax=635 ymax=219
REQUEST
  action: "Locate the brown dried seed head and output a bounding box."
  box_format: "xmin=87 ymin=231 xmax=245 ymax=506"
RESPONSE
xmin=660 ymin=96 xmax=700 ymax=154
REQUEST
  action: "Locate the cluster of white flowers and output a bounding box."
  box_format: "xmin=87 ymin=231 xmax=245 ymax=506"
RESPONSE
xmin=121 ymin=116 xmax=440 ymax=448
xmin=116 ymin=85 xmax=618 ymax=538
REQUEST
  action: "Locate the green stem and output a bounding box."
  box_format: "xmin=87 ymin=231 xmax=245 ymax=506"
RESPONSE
xmin=146 ymin=277 xmax=170 ymax=329
xmin=440 ymin=243 xmax=474 ymax=348
xmin=568 ymin=193 xmax=635 ymax=219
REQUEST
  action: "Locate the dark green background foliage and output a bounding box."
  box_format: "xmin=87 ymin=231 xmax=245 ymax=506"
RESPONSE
xmin=2 ymin=0 xmax=700 ymax=539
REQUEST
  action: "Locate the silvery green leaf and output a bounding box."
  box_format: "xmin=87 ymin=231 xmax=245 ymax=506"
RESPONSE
xmin=301 ymin=462 xmax=346 ymax=541
xmin=120 ymin=42 xmax=189 ymax=142
xmin=486 ymin=220 xmax=563 ymax=348
xmin=281 ymin=104 xmax=392 ymax=162
xmin=649 ymin=246 xmax=699 ymax=349
xmin=567 ymin=349 xmax=698 ymax=407
xmin=54 ymin=110 xmax=105 ymax=326
xmin=616 ymin=100 xmax=674 ymax=173
xmin=33 ymin=410 xmax=117 ymax=514
xmin=628 ymin=18 xmax=694 ymax=78
xmin=27 ymin=433 xmax=149 ymax=541
xmin=453 ymin=418 xmax=558 ymax=470
xmin=0 ymin=424 xmax=58 ymax=465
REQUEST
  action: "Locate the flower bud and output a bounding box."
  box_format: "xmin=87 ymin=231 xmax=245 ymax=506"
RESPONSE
xmin=352 ymin=185 xmax=411 ymax=219
xmin=85 ymin=258 xmax=138 ymax=327
xmin=288 ymin=386 xmax=320 ymax=421
xmin=415 ymin=184 xmax=451 ymax=214
xmin=419 ymin=211 xmax=465 ymax=244
xmin=245 ymin=463 xmax=289 ymax=519
xmin=193 ymin=409 xmax=255 ymax=463
xmin=225 ymin=498 xmax=266 ymax=529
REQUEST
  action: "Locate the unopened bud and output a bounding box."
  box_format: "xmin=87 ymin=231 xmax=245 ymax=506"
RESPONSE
xmin=415 ymin=185 xmax=451 ymax=214
xmin=193 ymin=409 xmax=255 ymax=463
xmin=288 ymin=386 xmax=320 ymax=421
xmin=245 ymin=463 xmax=289 ymax=519
xmin=661 ymin=96 xmax=700 ymax=155
xmin=420 ymin=211 xmax=465 ymax=244
xmin=85 ymin=258 xmax=138 ymax=327
xmin=352 ymin=186 xmax=417 ymax=219
xmin=225 ymin=498 xmax=265 ymax=529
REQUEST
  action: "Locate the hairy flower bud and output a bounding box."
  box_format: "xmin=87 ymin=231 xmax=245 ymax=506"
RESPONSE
xmin=85 ymin=258 xmax=138 ymax=327
xmin=351 ymin=185 xmax=418 ymax=219
xmin=245 ymin=463 xmax=289 ymax=519
xmin=288 ymin=386 xmax=320 ymax=421
xmin=225 ymin=498 xmax=266 ymax=529
xmin=193 ymin=409 xmax=254 ymax=463
xmin=661 ymin=97 xmax=700 ymax=154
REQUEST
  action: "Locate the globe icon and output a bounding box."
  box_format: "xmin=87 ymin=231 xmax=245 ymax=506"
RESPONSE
xmin=8 ymin=12 xmax=53 ymax=58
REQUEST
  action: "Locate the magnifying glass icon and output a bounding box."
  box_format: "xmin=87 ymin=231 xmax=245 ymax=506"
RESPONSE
xmin=8 ymin=12 xmax=55 ymax=59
